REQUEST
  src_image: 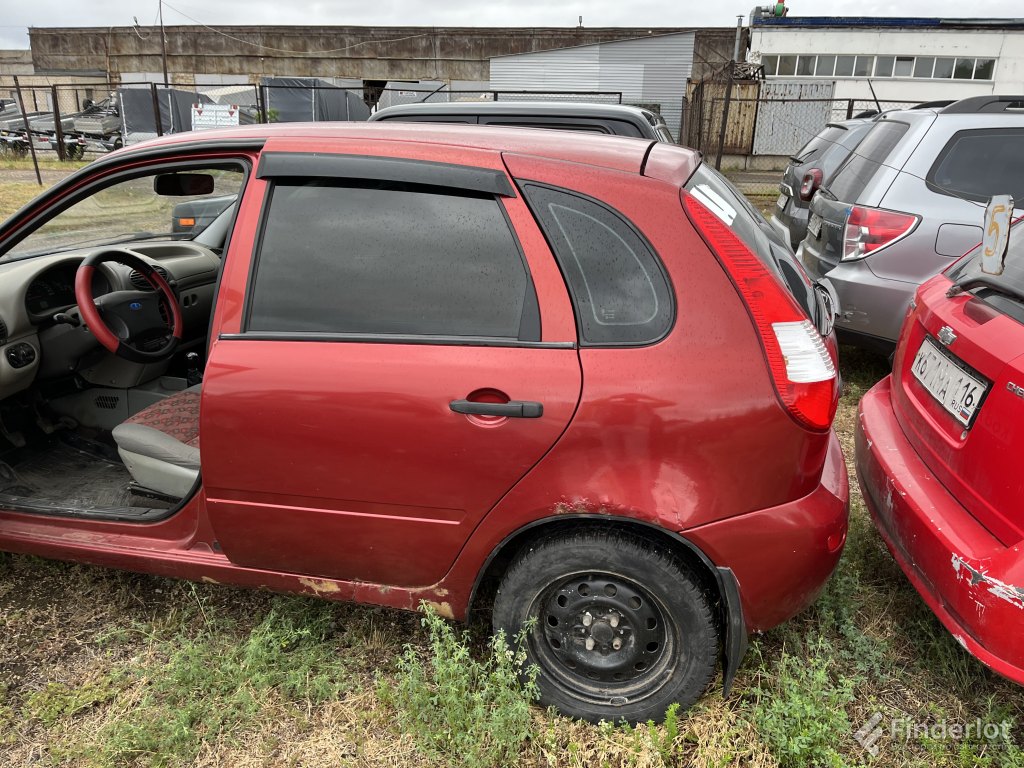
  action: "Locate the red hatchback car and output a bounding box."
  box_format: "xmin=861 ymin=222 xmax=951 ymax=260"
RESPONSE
xmin=0 ymin=123 xmax=848 ymax=723
xmin=857 ymin=221 xmax=1024 ymax=685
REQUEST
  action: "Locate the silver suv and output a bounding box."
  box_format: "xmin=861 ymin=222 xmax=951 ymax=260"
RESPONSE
xmin=798 ymin=95 xmax=1024 ymax=350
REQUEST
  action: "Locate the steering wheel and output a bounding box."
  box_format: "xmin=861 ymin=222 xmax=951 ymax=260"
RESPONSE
xmin=74 ymin=249 xmax=183 ymax=363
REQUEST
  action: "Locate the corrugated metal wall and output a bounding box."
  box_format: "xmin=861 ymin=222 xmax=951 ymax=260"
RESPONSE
xmin=490 ymin=32 xmax=694 ymax=140
xmin=752 ymin=80 xmax=835 ymax=156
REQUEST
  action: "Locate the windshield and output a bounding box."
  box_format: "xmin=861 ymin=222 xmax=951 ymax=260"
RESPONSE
xmin=2 ymin=166 xmax=243 ymax=262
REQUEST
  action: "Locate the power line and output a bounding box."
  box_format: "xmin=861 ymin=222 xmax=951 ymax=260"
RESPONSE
xmin=160 ymin=2 xmax=433 ymax=56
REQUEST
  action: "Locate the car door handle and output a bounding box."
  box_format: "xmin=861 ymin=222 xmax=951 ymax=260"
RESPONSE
xmin=449 ymin=399 xmax=544 ymax=418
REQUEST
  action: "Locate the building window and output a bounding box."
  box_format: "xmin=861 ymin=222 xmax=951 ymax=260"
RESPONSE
xmin=974 ymin=59 xmax=995 ymax=79
xmin=913 ymin=57 xmax=935 ymax=78
xmin=762 ymin=53 xmax=996 ymax=81
xmin=815 ymin=55 xmax=836 ymax=76
xmin=796 ymin=55 xmax=816 ymax=76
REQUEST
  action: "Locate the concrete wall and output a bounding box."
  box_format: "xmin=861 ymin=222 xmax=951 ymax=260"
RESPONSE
xmin=749 ymin=27 xmax=1024 ymax=102
xmin=29 ymin=26 xmax=707 ymax=84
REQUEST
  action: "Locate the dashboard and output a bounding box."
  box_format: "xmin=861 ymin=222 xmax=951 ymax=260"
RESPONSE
xmin=0 ymin=243 xmax=219 ymax=402
xmin=25 ymin=261 xmax=111 ymax=319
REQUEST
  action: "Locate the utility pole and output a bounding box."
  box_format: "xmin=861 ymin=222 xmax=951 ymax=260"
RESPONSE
xmin=159 ymin=0 xmax=169 ymax=87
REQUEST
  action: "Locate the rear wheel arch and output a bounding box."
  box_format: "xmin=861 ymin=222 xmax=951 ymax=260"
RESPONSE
xmin=468 ymin=514 xmax=747 ymax=694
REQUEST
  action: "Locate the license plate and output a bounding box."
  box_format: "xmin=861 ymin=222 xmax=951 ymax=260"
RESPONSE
xmin=808 ymin=213 xmax=823 ymax=238
xmin=911 ymin=338 xmax=988 ymax=427
xmin=777 ymin=193 xmax=789 ymax=210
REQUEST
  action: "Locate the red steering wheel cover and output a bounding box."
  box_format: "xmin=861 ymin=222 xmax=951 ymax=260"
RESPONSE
xmin=74 ymin=254 xmax=183 ymax=357
xmin=75 ymin=264 xmax=120 ymax=353
xmin=146 ymin=266 xmax=184 ymax=340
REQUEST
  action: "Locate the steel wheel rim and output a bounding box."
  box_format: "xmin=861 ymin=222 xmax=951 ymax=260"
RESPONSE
xmin=530 ymin=571 xmax=677 ymax=704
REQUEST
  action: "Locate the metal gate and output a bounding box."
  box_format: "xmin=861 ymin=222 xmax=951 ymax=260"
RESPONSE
xmin=752 ymin=80 xmax=835 ymax=156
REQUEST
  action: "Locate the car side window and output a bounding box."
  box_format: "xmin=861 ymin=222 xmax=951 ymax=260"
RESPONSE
xmin=247 ymin=179 xmax=538 ymax=341
xmin=521 ymin=183 xmax=673 ymax=346
xmin=927 ymin=128 xmax=1024 ymax=203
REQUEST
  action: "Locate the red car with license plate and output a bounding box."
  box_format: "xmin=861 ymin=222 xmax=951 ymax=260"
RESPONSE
xmin=0 ymin=123 xmax=847 ymax=723
xmin=857 ymin=220 xmax=1024 ymax=684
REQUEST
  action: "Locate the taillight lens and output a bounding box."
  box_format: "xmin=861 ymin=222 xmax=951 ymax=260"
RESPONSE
xmin=682 ymin=190 xmax=839 ymax=431
xmin=842 ymin=205 xmax=918 ymax=261
xmin=799 ymin=168 xmax=822 ymax=201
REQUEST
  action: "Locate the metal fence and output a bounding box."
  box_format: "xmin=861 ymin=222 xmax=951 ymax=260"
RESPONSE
xmin=0 ymin=78 xmax=624 ymax=168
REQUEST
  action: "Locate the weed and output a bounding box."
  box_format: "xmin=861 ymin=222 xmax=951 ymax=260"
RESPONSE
xmin=378 ymin=604 xmax=539 ymax=768
xmin=59 ymin=596 xmax=349 ymax=766
xmin=751 ymin=641 xmax=855 ymax=768
xmin=24 ymin=676 xmax=123 ymax=726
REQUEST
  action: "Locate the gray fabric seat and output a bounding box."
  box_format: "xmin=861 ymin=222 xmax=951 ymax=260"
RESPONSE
xmin=111 ymin=384 xmax=201 ymax=498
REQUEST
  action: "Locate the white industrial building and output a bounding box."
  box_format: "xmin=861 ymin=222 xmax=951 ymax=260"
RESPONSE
xmin=749 ymin=17 xmax=1024 ymax=105
xmin=489 ymin=32 xmax=696 ymax=140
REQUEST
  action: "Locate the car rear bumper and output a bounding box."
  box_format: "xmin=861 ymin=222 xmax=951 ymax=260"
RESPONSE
xmin=683 ymin=429 xmax=849 ymax=631
xmin=857 ymin=376 xmax=1024 ymax=686
xmin=797 ymin=246 xmax=915 ymax=343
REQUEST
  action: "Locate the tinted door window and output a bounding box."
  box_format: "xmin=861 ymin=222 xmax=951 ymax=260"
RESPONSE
xmin=248 ymin=180 xmax=537 ymax=340
xmin=522 ymin=184 xmax=673 ymax=345
xmin=927 ymin=128 xmax=1024 ymax=203
xmin=829 ymin=120 xmax=909 ymax=201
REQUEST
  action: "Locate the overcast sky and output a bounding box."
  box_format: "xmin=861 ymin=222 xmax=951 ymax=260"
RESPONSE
xmin=0 ymin=0 xmax=1018 ymax=49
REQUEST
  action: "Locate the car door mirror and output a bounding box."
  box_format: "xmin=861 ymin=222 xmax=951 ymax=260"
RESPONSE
xmin=154 ymin=173 xmax=215 ymax=196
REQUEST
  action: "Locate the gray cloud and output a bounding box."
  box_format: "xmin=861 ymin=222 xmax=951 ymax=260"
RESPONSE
xmin=0 ymin=0 xmax=1017 ymax=50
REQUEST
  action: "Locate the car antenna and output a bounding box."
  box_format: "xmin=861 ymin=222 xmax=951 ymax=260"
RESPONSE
xmin=866 ymin=79 xmax=883 ymax=114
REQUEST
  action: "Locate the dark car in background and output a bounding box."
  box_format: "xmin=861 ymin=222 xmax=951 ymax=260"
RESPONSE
xmin=857 ymin=219 xmax=1024 ymax=686
xmin=797 ymin=95 xmax=1024 ymax=351
xmin=770 ymin=118 xmax=875 ymax=250
xmin=369 ymin=101 xmax=675 ymax=142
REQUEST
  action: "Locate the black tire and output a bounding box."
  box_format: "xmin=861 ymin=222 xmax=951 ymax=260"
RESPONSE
xmin=492 ymin=530 xmax=718 ymax=724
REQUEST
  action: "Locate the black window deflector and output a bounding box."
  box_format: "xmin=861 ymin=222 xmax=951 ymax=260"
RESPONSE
xmin=256 ymin=152 xmax=516 ymax=197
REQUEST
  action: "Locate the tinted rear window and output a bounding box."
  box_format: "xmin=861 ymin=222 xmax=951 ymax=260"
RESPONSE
xmin=829 ymin=121 xmax=909 ymax=201
xmin=793 ymin=124 xmax=847 ymax=162
xmin=949 ymin=220 xmax=1024 ymax=322
xmin=248 ymin=180 xmax=536 ymax=339
xmin=521 ymin=183 xmax=673 ymax=346
xmin=927 ymin=128 xmax=1024 ymax=203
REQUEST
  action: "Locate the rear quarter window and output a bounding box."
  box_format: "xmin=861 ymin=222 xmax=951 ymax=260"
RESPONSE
xmin=829 ymin=121 xmax=909 ymax=202
xmin=927 ymin=128 xmax=1024 ymax=202
xmin=521 ymin=183 xmax=673 ymax=346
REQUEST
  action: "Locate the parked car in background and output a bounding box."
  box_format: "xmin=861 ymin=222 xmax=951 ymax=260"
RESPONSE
xmin=798 ymin=95 xmax=1024 ymax=351
xmin=0 ymin=122 xmax=847 ymax=724
xmin=770 ymin=117 xmax=875 ymax=250
xmin=370 ymin=101 xmax=675 ymax=142
xmin=857 ymin=218 xmax=1024 ymax=685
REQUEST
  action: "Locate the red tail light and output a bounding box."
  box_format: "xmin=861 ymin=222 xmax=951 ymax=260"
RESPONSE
xmin=799 ymin=168 xmax=822 ymax=201
xmin=683 ymin=190 xmax=838 ymax=431
xmin=842 ymin=205 xmax=918 ymax=261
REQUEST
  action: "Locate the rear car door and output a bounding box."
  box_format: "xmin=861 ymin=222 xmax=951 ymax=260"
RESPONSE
xmin=200 ymin=144 xmax=582 ymax=587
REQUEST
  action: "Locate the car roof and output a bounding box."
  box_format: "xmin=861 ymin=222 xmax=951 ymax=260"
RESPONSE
xmin=370 ymin=101 xmax=664 ymax=125
xmin=110 ymin=121 xmax=697 ymax=178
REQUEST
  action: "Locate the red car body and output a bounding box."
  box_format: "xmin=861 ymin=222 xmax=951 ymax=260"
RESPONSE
xmin=0 ymin=124 xmax=848 ymax=718
xmin=857 ymin=239 xmax=1024 ymax=685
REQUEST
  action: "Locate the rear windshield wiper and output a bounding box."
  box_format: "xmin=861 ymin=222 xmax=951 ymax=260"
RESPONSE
xmin=947 ymin=274 xmax=1024 ymax=304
